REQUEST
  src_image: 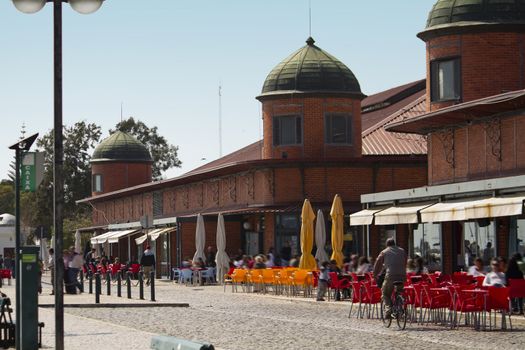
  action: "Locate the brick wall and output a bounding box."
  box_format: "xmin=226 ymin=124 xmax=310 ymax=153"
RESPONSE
xmin=429 ymin=112 xmax=525 ymax=184
xmin=91 ymin=162 xmax=151 ymax=196
xmin=426 ymin=32 xmax=525 ymax=112
xmin=262 ymin=96 xmax=362 ymax=160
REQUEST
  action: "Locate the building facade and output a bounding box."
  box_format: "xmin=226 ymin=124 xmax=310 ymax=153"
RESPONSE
xmin=78 ymin=37 xmax=428 ymax=277
xmin=354 ymin=0 xmax=525 ymax=274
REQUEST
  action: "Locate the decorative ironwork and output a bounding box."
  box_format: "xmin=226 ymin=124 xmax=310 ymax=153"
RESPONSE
xmin=211 ymin=180 xmax=220 ymax=206
xmin=228 ymin=176 xmax=237 ymax=202
xmin=482 ymin=117 xmax=502 ymax=161
xmin=182 ymin=186 xmax=189 ymax=209
xmin=435 ymin=128 xmax=455 ymax=167
xmin=195 ymin=184 xmax=204 ymax=207
xmin=266 ymin=169 xmax=275 ymax=198
xmin=244 ymin=172 xmax=255 ymax=200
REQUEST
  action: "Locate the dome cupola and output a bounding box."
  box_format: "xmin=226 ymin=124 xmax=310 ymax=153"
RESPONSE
xmin=257 ymin=37 xmax=364 ymax=101
xmin=419 ymin=0 xmax=525 ymax=40
xmin=91 ymin=131 xmax=152 ymax=164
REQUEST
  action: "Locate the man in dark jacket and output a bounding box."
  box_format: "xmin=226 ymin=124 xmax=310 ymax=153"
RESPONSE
xmin=140 ymin=246 xmax=155 ymax=285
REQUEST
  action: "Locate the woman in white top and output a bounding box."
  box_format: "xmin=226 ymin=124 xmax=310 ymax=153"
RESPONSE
xmin=483 ymin=258 xmax=506 ymax=287
xmin=468 ymin=257 xmax=485 ymax=277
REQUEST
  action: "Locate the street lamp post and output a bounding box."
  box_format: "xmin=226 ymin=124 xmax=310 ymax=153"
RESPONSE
xmin=11 ymin=1 xmax=105 ymax=349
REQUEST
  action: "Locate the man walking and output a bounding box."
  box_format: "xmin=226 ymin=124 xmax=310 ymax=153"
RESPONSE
xmin=140 ymin=246 xmax=155 ymax=285
xmin=48 ymin=248 xmax=55 ymax=295
xmin=373 ymin=238 xmax=407 ymax=319
xmin=68 ymin=246 xmax=84 ymax=294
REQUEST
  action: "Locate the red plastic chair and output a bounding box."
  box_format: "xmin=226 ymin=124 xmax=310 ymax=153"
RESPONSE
xmin=508 ymin=278 xmax=525 ymax=298
xmin=359 ymin=281 xmax=382 ymax=319
xmin=328 ymin=272 xmax=351 ymax=301
xmin=449 ymin=285 xmax=485 ymax=329
xmin=487 ymin=286 xmax=512 ymax=330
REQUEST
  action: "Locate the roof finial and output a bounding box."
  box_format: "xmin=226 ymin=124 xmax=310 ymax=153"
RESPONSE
xmin=306 ymin=36 xmax=315 ymax=46
xmin=309 ymin=0 xmax=312 ymax=37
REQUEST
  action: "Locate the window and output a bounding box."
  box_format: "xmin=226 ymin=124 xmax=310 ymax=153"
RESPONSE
xmin=410 ymin=223 xmax=442 ymax=272
xmin=153 ymin=191 xmax=163 ymax=218
xmin=462 ymin=221 xmax=496 ymax=268
xmin=325 ymin=113 xmax=352 ymax=144
xmin=510 ymin=217 xmax=525 ymax=258
xmin=430 ymin=58 xmax=461 ymax=102
xmin=275 ymin=214 xmax=300 ymax=258
xmin=92 ymin=174 xmax=103 ymax=192
xmin=378 ymin=226 xmax=396 ymax=251
xmin=273 ymin=115 xmax=302 ymax=146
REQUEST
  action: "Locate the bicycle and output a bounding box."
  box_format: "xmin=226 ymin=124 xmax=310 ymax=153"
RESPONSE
xmin=380 ymin=281 xmax=408 ymax=330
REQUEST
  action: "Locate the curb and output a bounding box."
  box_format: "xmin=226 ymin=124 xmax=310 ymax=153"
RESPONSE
xmin=38 ymin=303 xmax=189 ymax=308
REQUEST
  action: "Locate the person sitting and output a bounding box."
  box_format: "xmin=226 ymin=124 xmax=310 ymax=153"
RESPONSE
xmin=483 ymin=258 xmax=506 ymax=287
xmin=406 ymin=259 xmax=417 ymax=273
xmin=468 ymin=257 xmax=485 ymax=277
xmin=253 ymin=255 xmax=266 ymax=269
xmin=356 ymin=256 xmax=370 ymax=274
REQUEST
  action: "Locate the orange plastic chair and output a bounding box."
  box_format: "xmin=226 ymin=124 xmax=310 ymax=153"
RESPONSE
xmin=231 ymin=269 xmax=248 ymax=293
xmin=290 ymin=269 xmax=312 ymax=297
xmin=248 ymin=269 xmax=264 ymax=292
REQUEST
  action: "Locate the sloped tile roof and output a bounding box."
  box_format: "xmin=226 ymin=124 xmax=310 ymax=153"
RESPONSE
xmin=362 ymin=95 xmax=427 ymax=155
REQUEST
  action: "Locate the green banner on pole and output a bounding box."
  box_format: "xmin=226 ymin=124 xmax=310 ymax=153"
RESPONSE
xmin=21 ymin=152 xmax=36 ymax=192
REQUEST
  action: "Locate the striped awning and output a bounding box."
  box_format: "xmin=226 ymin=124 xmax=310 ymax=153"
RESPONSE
xmin=149 ymin=227 xmax=175 ymax=241
xmin=349 ymin=207 xmax=388 ymax=226
xmin=107 ymin=229 xmax=139 ymax=244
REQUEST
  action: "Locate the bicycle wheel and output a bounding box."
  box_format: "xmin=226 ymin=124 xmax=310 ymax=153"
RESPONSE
xmin=395 ymin=296 xmax=408 ymax=330
xmin=381 ymin=301 xmax=392 ymax=328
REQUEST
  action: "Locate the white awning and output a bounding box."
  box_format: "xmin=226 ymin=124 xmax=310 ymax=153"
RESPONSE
xmin=420 ymin=200 xmax=470 ymax=223
xmin=107 ymin=229 xmax=139 ymax=244
xmin=349 ymin=207 xmax=388 ymax=226
xmin=135 ymin=234 xmax=148 ymax=245
xmin=374 ymin=203 xmax=434 ymax=225
xmin=90 ymin=231 xmax=118 ymax=244
xmin=149 ymin=227 xmax=175 ymax=241
xmin=464 ymin=196 xmax=525 ymax=219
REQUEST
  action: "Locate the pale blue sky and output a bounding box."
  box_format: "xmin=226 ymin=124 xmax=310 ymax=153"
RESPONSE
xmin=0 ymin=0 xmax=435 ymax=180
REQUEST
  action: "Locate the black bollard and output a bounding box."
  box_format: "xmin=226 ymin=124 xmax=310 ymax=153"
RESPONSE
xmin=117 ymin=271 xmax=122 ymax=297
xmin=106 ymin=272 xmax=111 ymax=296
xmin=139 ymin=271 xmax=144 ymax=300
xmin=126 ymin=271 xmax=132 ymax=299
xmin=150 ymin=270 xmax=155 ymax=302
xmin=89 ymin=273 xmax=93 ymax=294
xmin=79 ymin=269 xmax=84 ymax=293
xmin=95 ymin=272 xmax=101 ymax=304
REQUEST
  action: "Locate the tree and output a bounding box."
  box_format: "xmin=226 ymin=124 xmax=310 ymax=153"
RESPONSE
xmin=0 ymin=180 xmax=14 ymax=214
xmin=111 ymin=117 xmax=181 ymax=179
xmin=33 ymin=121 xmax=102 ymax=227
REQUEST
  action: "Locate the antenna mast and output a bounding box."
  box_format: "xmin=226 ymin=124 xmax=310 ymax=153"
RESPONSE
xmin=309 ymin=0 xmax=312 ymax=37
xmin=219 ymin=85 xmax=223 ymax=157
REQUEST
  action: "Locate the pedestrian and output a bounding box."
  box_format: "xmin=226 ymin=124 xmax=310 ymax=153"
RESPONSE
xmin=68 ymin=246 xmax=84 ymax=294
xmin=0 ymin=254 xmax=4 ymax=269
xmin=48 ymin=248 xmax=55 ymax=295
xmin=140 ymin=245 xmax=155 ymax=285
xmin=317 ymin=261 xmax=330 ymax=301
xmin=206 ymin=246 xmax=216 ymax=268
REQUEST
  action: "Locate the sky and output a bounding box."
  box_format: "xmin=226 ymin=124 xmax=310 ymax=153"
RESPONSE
xmin=0 ymin=0 xmax=436 ymax=180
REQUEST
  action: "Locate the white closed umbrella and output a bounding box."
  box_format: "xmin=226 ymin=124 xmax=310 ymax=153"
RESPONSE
xmin=315 ymin=209 xmax=329 ymax=265
xmin=193 ymin=214 xmax=206 ymax=263
xmin=74 ymin=230 xmax=81 ymax=254
xmin=215 ymin=214 xmax=230 ymax=283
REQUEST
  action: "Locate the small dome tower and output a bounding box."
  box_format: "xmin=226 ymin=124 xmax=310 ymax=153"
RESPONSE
xmin=419 ymin=0 xmax=525 ymax=111
xmin=90 ymin=131 xmax=153 ymax=196
xmin=257 ymin=37 xmax=365 ymax=160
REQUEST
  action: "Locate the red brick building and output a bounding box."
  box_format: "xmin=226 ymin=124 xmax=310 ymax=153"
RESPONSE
xmin=355 ymin=0 xmax=525 ymax=274
xmin=78 ymin=37 xmax=427 ymax=277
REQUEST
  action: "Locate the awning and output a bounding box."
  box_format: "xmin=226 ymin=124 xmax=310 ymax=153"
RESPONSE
xmin=374 ymin=203 xmax=434 ymax=225
xmin=420 ymin=200 xmax=471 ymax=223
xmin=349 ymin=207 xmax=388 ymax=226
xmin=135 ymin=234 xmax=148 ymax=245
xmin=90 ymin=231 xmax=118 ymax=244
xmin=149 ymin=227 xmax=175 ymax=241
xmin=107 ymin=229 xmax=139 ymax=244
xmin=464 ymin=196 xmax=525 ymax=219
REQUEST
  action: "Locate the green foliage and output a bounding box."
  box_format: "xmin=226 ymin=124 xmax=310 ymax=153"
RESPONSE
xmin=0 ymin=180 xmax=14 ymax=214
xmin=111 ymin=117 xmax=181 ymax=179
xmin=63 ymin=214 xmax=92 ymax=251
xmin=33 ymin=121 xmax=102 ymax=228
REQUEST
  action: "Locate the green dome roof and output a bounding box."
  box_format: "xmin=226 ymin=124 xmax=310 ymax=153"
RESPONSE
xmin=420 ymin=0 xmax=525 ymax=39
xmin=258 ymin=37 xmax=364 ymax=100
xmin=91 ymin=131 xmax=152 ymax=163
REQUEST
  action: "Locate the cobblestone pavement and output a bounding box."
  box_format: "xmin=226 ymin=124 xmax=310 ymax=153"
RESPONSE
xmin=6 ymin=279 xmax=525 ymax=349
